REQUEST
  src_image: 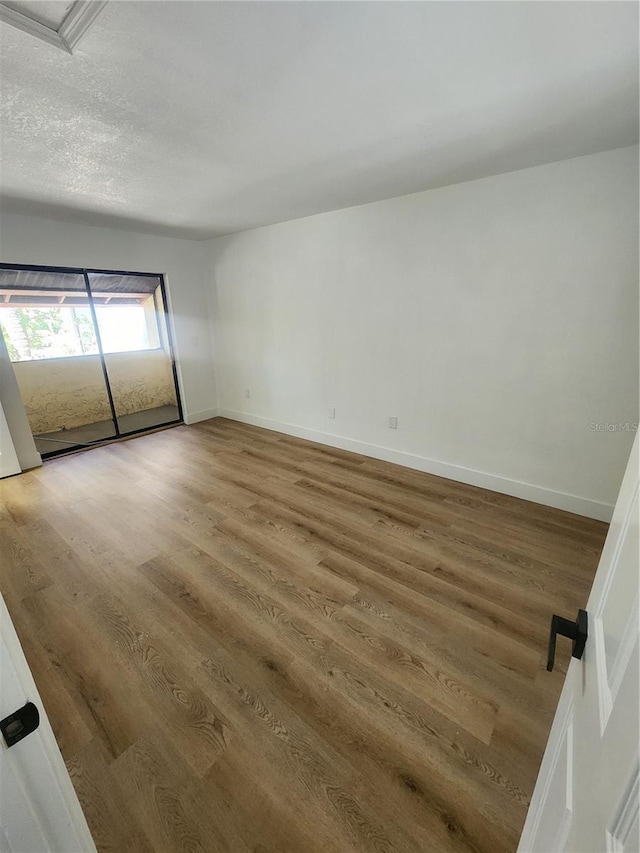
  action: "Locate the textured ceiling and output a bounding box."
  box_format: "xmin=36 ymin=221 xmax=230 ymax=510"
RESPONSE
xmin=0 ymin=1 xmax=638 ymax=240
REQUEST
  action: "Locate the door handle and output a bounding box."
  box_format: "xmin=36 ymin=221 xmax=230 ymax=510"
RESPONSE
xmin=547 ymin=609 xmax=588 ymax=672
xmin=0 ymin=702 xmax=40 ymax=747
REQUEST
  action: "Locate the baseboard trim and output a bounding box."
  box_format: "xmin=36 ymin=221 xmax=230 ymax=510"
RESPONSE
xmin=184 ymin=408 xmax=219 ymax=425
xmin=218 ymin=409 xmax=613 ymax=522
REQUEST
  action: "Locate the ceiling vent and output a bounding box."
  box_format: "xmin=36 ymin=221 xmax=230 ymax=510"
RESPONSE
xmin=0 ymin=1 xmax=106 ymax=53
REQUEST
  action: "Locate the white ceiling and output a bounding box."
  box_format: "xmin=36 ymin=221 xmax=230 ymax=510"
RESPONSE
xmin=0 ymin=1 xmax=638 ymax=240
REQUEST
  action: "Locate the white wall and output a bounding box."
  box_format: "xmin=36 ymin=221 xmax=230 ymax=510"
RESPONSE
xmin=0 ymin=328 xmax=40 ymax=472
xmin=209 ymin=146 xmax=639 ymax=520
xmin=0 ymin=214 xmax=217 ymax=424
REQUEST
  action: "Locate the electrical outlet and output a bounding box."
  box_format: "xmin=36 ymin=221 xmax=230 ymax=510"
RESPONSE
xmin=328 ymin=406 xmax=335 ymax=419
xmin=244 ymin=388 xmax=251 ymax=398
xmin=389 ymin=416 xmax=398 ymax=429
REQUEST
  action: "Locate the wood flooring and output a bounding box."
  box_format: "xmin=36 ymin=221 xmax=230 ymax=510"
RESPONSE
xmin=0 ymin=418 xmax=607 ymax=853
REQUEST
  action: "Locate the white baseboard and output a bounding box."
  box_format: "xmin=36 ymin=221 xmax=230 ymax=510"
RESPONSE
xmin=184 ymin=408 xmax=219 ymax=425
xmin=218 ymin=409 xmax=613 ymax=522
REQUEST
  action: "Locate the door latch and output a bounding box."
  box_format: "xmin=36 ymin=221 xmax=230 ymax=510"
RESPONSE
xmin=0 ymin=702 xmax=40 ymax=748
xmin=547 ymin=609 xmax=588 ymax=672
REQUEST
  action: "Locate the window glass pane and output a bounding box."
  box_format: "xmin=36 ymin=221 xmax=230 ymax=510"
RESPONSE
xmin=94 ymin=305 xmax=152 ymax=353
xmin=0 ymin=269 xmax=162 ymax=360
xmin=86 ymin=271 xmax=178 ymax=432
xmin=0 ymin=268 xmax=86 ymax=292
xmin=0 ymin=305 xmax=99 ymax=361
xmin=87 ymin=273 xmax=161 ymax=355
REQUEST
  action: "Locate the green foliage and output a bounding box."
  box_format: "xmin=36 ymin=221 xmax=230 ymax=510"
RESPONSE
xmin=0 ymin=323 xmax=20 ymax=361
xmin=70 ymin=308 xmax=96 ymax=355
xmin=1 ymin=305 xmax=102 ymax=360
xmin=15 ymin=307 xmax=65 ymax=350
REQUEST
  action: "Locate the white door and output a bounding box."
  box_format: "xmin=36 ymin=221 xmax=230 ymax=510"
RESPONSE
xmin=0 ymin=594 xmax=96 ymax=852
xmin=519 ymin=432 xmax=639 ymax=853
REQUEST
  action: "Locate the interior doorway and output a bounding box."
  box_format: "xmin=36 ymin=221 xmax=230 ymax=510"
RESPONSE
xmin=0 ymin=264 xmax=183 ymax=458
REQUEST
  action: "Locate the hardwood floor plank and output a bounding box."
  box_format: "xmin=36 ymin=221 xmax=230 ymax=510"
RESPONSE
xmin=139 ymin=548 xmax=530 ymax=849
xmin=109 ymin=738 xmax=217 ymax=853
xmin=0 ymin=519 xmax=53 ymax=600
xmin=0 ymin=418 xmax=606 ymax=852
xmin=245 ymin=499 xmax=547 ymax=649
xmin=198 ymin=741 xmax=333 ymax=853
xmin=65 ymin=738 xmax=154 ymax=853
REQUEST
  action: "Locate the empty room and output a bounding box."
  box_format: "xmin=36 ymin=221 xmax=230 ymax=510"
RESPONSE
xmin=0 ymin=2 xmax=638 ymax=852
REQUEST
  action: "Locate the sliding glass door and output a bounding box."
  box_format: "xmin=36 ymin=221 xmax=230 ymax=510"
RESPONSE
xmin=0 ymin=267 xmax=118 ymax=456
xmin=87 ymin=272 xmax=180 ymax=436
xmin=0 ymin=264 xmax=182 ymax=458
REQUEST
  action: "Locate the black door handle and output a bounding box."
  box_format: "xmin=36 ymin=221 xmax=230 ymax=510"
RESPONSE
xmin=547 ymin=609 xmax=588 ymax=672
xmin=0 ymin=702 xmax=40 ymax=747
